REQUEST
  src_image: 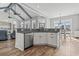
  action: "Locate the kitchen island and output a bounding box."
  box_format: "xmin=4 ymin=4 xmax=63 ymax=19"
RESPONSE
xmin=15 ymin=29 xmax=60 ymax=51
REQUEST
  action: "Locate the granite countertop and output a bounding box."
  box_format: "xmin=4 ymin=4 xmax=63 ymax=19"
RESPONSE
xmin=17 ymin=28 xmax=60 ymax=34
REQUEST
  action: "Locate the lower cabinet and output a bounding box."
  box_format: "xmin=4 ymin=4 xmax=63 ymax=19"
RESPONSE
xmin=47 ymin=33 xmax=57 ymax=47
xmin=33 ymin=32 xmax=59 ymax=48
xmin=33 ymin=33 xmax=47 ymax=45
xmin=16 ymin=32 xmax=60 ymax=51
xmin=15 ymin=33 xmax=24 ymax=51
xmin=15 ymin=33 xmax=33 ymax=51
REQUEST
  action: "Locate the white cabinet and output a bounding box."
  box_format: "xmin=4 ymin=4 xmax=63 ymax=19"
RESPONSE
xmin=47 ymin=33 xmax=57 ymax=47
xmin=33 ymin=33 xmax=42 ymax=45
xmin=15 ymin=32 xmax=33 ymax=51
xmin=33 ymin=32 xmax=59 ymax=47
xmin=48 ymin=33 xmax=60 ymax=48
xmin=15 ymin=32 xmax=60 ymax=51
xmin=39 ymin=33 xmax=47 ymax=44
xmin=15 ymin=33 xmax=24 ymax=51
xmin=33 ymin=33 xmax=47 ymax=45
xmin=33 ymin=32 xmax=60 ymax=48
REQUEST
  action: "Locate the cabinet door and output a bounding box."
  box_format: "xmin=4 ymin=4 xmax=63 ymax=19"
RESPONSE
xmin=48 ymin=33 xmax=57 ymax=47
xmin=34 ymin=35 xmax=41 ymax=45
xmin=39 ymin=33 xmax=47 ymax=44
xmin=15 ymin=33 xmax=24 ymax=51
xmin=34 ymin=33 xmax=47 ymax=45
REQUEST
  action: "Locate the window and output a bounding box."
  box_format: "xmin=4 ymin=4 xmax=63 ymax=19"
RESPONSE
xmin=54 ymin=19 xmax=72 ymax=31
xmin=39 ymin=23 xmax=45 ymax=29
xmin=54 ymin=20 xmax=61 ymax=28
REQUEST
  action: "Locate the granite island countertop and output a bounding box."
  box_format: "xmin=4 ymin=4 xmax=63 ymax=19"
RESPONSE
xmin=17 ymin=28 xmax=60 ymax=34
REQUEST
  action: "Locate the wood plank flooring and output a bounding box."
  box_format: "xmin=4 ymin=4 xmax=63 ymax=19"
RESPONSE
xmin=0 ymin=36 xmax=79 ymax=56
xmin=0 ymin=39 xmax=56 ymax=56
xmin=54 ymin=36 xmax=79 ymax=56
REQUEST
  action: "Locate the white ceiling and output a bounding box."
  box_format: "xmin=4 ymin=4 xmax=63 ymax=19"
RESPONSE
xmin=26 ymin=3 xmax=79 ymax=18
xmin=1 ymin=3 xmax=79 ymax=18
xmin=0 ymin=3 xmax=9 ymax=7
xmin=0 ymin=3 xmax=9 ymax=11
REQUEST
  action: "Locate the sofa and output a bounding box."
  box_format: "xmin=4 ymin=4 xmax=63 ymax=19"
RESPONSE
xmin=0 ymin=30 xmax=8 ymax=41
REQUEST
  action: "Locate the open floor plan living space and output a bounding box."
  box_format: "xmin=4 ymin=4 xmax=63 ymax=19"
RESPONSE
xmin=0 ymin=3 xmax=79 ymax=56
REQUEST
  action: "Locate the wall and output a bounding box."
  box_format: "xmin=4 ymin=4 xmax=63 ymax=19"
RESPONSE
xmin=0 ymin=21 xmax=10 ymax=30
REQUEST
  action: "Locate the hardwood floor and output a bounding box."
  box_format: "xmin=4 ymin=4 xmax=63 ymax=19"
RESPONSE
xmin=0 ymin=39 xmax=56 ymax=56
xmin=54 ymin=36 xmax=79 ymax=56
xmin=0 ymin=36 xmax=79 ymax=56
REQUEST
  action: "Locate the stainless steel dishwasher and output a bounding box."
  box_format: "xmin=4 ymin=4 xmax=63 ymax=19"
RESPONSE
xmin=24 ymin=34 xmax=33 ymax=49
